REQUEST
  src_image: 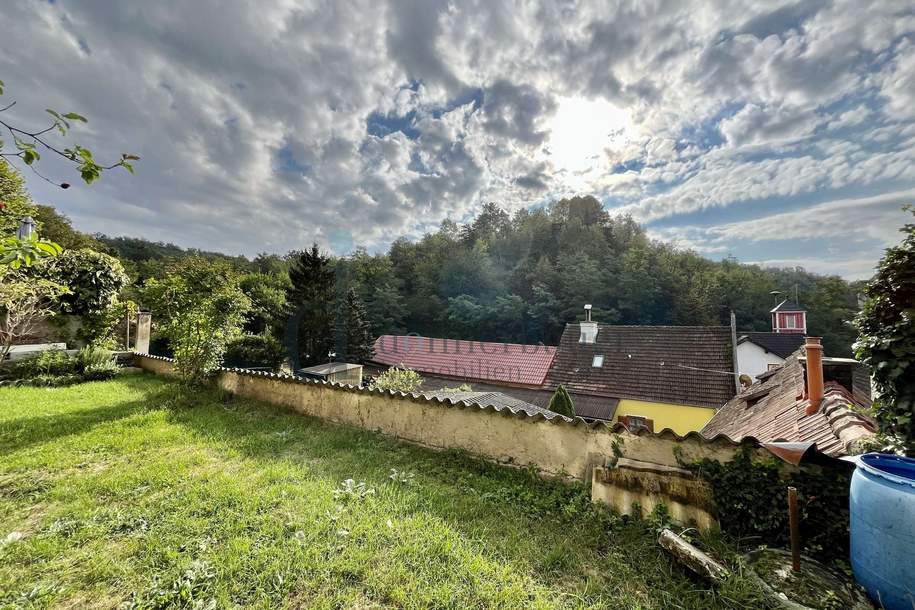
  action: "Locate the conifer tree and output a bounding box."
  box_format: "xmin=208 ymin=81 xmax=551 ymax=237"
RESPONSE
xmin=548 ymin=384 xmax=575 ymax=418
xmin=341 ymin=287 xmax=374 ymax=362
xmin=284 ymin=244 xmax=335 ymax=369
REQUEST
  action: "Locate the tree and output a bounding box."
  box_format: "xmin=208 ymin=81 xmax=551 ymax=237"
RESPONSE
xmin=32 ymin=205 xmax=105 ymax=250
xmin=366 ymin=283 xmax=406 ymax=335
xmin=141 ymin=258 xmax=250 ymax=384
xmin=0 ymin=158 xmax=38 ymax=234
xmin=285 ymin=244 xmax=335 ymax=369
xmin=239 ymin=271 xmax=290 ymax=335
xmin=0 ymin=160 xmax=62 ymax=268
xmin=340 ymin=288 xmax=373 ymax=363
xmin=0 ymin=268 xmax=69 ymax=359
xmin=38 ymin=249 xmax=129 ymax=316
xmin=854 ymin=207 xmax=915 ymax=453
xmin=548 ymin=385 xmax=575 ymax=418
xmin=371 ymin=366 xmax=423 ymax=394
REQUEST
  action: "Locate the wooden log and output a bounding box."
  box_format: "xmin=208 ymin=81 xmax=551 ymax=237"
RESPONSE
xmin=658 ymin=528 xmax=730 ymax=582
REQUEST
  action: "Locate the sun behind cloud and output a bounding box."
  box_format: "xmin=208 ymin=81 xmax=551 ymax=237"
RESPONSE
xmin=545 ymin=96 xmax=634 ymax=184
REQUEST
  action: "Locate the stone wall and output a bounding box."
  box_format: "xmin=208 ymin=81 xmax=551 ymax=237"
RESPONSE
xmin=134 ymin=354 xmax=771 ymax=529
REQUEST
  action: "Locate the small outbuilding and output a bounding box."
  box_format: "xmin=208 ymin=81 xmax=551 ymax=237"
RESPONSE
xmin=298 ymin=362 xmax=363 ymax=386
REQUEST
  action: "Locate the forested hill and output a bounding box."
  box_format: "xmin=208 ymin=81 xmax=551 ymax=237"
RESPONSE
xmin=50 ymin=196 xmax=863 ymax=356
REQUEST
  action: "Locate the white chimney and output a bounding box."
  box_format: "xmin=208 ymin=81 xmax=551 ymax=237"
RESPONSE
xmin=579 ymin=304 xmax=597 ymax=343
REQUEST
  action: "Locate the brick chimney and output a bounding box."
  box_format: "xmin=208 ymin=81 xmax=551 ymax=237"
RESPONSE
xmin=804 ymin=337 xmax=824 ymax=416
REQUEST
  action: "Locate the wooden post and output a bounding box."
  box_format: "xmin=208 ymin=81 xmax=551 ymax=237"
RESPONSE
xmin=788 ymin=486 xmax=801 ymax=572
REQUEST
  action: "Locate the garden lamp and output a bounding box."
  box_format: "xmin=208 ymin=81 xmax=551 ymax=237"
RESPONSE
xmin=17 ymin=216 xmax=36 ymax=240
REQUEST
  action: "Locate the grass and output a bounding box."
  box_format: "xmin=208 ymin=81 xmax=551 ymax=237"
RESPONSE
xmin=0 ymin=375 xmax=769 ymax=609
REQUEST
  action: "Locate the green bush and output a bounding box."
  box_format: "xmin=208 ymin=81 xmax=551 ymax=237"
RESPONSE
xmin=141 ymin=258 xmax=250 ymax=384
xmin=37 ymin=248 xmax=129 ymax=316
xmin=685 ymin=448 xmax=852 ymax=562
xmin=76 ymin=346 xmax=118 ymax=381
xmin=370 ymin=366 xmax=423 ymax=394
xmin=12 ymin=349 xmax=76 ymax=379
xmin=7 ymin=346 xmax=118 ymax=385
xmin=223 ymin=334 xmax=286 ymax=369
xmin=853 ymin=206 xmax=915 ymax=454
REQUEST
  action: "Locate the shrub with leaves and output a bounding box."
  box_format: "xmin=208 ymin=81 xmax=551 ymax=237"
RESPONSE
xmin=548 ymin=384 xmax=575 ymax=418
xmin=854 ymin=206 xmax=915 ymax=454
xmin=37 ymin=248 xmax=129 ymax=316
xmin=370 ymin=365 xmax=423 ymax=394
xmin=223 ymin=333 xmax=286 ymax=369
xmin=685 ymin=448 xmax=852 ymax=562
xmin=0 ymin=269 xmax=69 ymax=359
xmin=76 ymin=346 xmax=118 ymax=381
xmin=142 ymin=258 xmax=250 ymax=384
xmin=11 ymin=348 xmax=75 ymax=379
xmin=6 ymin=346 xmax=118 ymax=386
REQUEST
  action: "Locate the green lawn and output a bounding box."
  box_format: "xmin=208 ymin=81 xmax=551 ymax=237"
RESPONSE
xmin=0 ymin=375 xmax=767 ymax=609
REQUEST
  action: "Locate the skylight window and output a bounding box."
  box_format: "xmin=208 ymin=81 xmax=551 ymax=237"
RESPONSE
xmin=592 ymin=355 xmax=604 ymax=367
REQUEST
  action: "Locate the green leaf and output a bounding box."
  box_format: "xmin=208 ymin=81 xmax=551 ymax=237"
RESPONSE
xmin=0 ymin=79 xmax=4 ymax=95
xmin=62 ymin=112 xmax=88 ymax=122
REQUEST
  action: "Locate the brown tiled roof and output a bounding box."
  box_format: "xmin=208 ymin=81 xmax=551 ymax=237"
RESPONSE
xmin=544 ymin=324 xmax=736 ymax=408
xmin=371 ymin=335 xmax=556 ymax=387
xmin=701 ymin=351 xmax=875 ymax=456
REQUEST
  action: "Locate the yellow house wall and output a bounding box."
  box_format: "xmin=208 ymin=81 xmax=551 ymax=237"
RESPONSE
xmin=615 ymin=399 xmax=716 ymax=435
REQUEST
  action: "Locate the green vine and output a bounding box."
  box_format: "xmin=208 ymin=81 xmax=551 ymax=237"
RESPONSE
xmin=686 ymin=448 xmax=852 ymax=562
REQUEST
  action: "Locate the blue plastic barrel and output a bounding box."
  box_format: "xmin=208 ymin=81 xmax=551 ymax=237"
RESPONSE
xmin=850 ymin=453 xmax=915 ymax=610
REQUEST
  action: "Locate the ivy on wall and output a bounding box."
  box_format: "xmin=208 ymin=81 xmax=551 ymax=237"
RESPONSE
xmin=684 ymin=449 xmax=852 ymax=562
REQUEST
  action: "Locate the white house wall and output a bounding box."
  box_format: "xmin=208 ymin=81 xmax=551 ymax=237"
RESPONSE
xmin=737 ymin=342 xmax=785 ymax=380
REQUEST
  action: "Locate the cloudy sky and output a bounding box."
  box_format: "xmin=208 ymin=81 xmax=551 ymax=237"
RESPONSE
xmin=2 ymin=1 xmax=914 ymax=279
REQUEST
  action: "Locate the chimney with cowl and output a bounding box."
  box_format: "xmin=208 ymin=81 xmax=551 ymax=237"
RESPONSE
xmin=804 ymin=336 xmax=824 ymax=416
xmin=579 ymin=304 xmax=598 ymax=343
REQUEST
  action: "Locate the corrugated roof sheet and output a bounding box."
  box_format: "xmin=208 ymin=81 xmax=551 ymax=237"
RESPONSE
xmin=421 ymin=390 xmax=564 ymax=419
xmin=738 ymin=332 xmax=806 ymax=359
xmin=371 ymin=335 xmax=556 ymax=387
xmin=418 ymin=375 xmax=620 ymax=422
xmin=701 ymin=351 xmax=875 ymax=456
xmin=544 ymin=324 xmax=737 ymax=408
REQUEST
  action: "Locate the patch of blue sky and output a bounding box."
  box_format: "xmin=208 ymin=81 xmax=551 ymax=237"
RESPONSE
xmin=675 ymin=102 xmax=743 ymax=152
xmin=275 ymin=143 xmax=310 ymax=174
xmin=407 ymin=151 xmax=428 ymax=174
xmin=327 ymin=227 xmax=355 ymax=254
xmin=429 ymin=86 xmax=483 ymax=119
xmin=367 ymin=109 xmax=421 ymax=139
xmin=646 ymin=179 xmax=915 ymax=237
xmin=367 ymin=84 xmax=483 ymax=140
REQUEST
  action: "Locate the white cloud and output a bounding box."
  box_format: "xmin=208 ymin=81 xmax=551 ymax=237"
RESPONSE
xmin=0 ymin=0 xmax=911 ymax=272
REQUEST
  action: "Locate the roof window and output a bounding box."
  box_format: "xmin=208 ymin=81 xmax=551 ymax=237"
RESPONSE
xmin=592 ymin=355 xmax=604 ymax=367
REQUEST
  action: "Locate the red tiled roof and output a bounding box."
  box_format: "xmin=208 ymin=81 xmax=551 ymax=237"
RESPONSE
xmin=371 ymin=335 xmax=557 ymax=387
xmin=701 ymin=351 xmax=875 ymax=456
